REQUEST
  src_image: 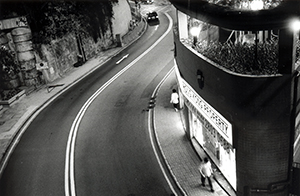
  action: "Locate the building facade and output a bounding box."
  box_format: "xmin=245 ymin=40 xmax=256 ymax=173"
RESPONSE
xmin=170 ymin=0 xmax=300 ymax=195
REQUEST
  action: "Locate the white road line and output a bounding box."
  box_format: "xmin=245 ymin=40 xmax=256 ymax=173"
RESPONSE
xmin=116 ymin=54 xmax=129 ymax=64
xmin=65 ymin=13 xmax=173 ymax=196
xmin=294 ymin=134 xmax=300 ymax=156
xmin=148 ymin=67 xmax=178 ymax=196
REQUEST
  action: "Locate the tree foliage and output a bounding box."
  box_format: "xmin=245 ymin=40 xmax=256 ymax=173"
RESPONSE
xmin=0 ymin=46 xmax=19 ymax=80
xmin=195 ymin=40 xmax=279 ymax=75
xmin=0 ymin=0 xmax=119 ymax=44
xmin=206 ymin=0 xmax=282 ymax=9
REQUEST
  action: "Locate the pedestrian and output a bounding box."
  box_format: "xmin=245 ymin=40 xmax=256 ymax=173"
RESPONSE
xmin=199 ymin=157 xmax=214 ymax=192
xmin=170 ymin=89 xmax=179 ymax=111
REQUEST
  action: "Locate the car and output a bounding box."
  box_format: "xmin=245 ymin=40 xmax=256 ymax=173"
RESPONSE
xmin=146 ymin=11 xmax=159 ymax=25
xmin=141 ymin=0 xmax=154 ymax=4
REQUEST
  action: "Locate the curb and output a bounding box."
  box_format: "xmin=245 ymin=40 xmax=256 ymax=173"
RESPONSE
xmin=150 ymin=67 xmax=187 ymax=196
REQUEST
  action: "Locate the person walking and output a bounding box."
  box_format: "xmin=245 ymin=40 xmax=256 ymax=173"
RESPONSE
xmin=199 ymin=157 xmax=214 ymax=192
xmin=170 ymin=89 xmax=179 ymax=111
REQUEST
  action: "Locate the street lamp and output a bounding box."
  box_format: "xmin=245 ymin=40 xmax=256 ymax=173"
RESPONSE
xmin=250 ymin=0 xmax=264 ymax=10
xmin=290 ymin=19 xmax=300 ymax=32
xmin=190 ymin=26 xmax=201 ymax=48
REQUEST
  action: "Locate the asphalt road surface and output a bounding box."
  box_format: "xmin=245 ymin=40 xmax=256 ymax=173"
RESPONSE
xmin=0 ymin=6 xmax=179 ymax=196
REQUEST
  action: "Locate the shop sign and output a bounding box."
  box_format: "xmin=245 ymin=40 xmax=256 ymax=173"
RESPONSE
xmin=181 ymin=79 xmax=233 ymax=144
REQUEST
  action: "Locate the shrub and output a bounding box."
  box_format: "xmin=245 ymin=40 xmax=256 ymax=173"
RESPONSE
xmin=0 ymin=46 xmax=20 ymax=81
xmin=196 ymin=40 xmax=279 ymax=75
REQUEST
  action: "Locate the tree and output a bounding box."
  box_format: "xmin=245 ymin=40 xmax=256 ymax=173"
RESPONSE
xmin=0 ymin=46 xmax=20 ymax=99
xmin=0 ymin=0 xmax=119 ymax=95
xmin=0 ymin=0 xmax=119 ymax=44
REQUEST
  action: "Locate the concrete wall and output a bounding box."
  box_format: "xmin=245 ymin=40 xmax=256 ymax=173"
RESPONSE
xmin=174 ymin=37 xmax=292 ymax=196
xmin=111 ymin=0 xmax=132 ymax=39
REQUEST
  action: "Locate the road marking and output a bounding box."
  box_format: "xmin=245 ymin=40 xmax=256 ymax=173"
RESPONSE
xmin=116 ymin=54 xmax=129 ymax=64
xmin=148 ymin=66 xmax=180 ymax=196
xmin=294 ymin=134 xmax=300 ymax=157
xmin=65 ymin=12 xmax=174 ymax=196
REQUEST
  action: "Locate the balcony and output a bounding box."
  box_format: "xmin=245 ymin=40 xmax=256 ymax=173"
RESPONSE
xmin=176 ymin=11 xmax=300 ymax=75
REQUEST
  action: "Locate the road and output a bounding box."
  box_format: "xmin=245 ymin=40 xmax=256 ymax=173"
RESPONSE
xmin=0 ymin=5 xmax=180 ymax=196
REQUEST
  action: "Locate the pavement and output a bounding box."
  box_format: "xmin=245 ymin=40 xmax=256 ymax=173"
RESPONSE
xmin=0 ymin=14 xmax=236 ymax=196
xmin=153 ymin=71 xmax=236 ymax=196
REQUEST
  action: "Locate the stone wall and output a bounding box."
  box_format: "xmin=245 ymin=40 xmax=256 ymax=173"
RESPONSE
xmin=35 ymin=34 xmax=78 ymax=82
xmin=1 ymin=0 xmax=133 ymax=86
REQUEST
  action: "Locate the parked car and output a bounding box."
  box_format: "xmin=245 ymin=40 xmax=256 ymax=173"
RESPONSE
xmin=146 ymin=11 xmax=159 ymax=25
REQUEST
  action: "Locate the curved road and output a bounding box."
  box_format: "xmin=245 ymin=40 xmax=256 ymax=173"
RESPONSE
xmin=0 ymin=6 xmax=178 ymax=196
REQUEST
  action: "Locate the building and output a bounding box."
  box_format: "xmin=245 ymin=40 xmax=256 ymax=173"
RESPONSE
xmin=170 ymin=0 xmax=300 ymax=195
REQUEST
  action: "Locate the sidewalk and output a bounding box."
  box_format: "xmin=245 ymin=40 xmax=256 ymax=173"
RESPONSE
xmin=153 ymin=71 xmax=236 ymax=196
xmin=0 ymin=16 xmax=235 ymax=196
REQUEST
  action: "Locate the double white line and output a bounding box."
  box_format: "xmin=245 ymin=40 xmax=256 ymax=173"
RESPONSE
xmin=64 ymin=55 xmax=136 ymax=196
xmin=64 ymin=13 xmax=173 ymax=196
